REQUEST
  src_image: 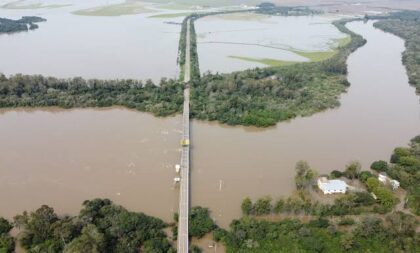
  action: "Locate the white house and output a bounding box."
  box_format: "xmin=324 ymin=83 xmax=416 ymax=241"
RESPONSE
xmin=378 ymin=173 xmax=400 ymax=190
xmin=317 ymin=177 xmax=348 ymax=194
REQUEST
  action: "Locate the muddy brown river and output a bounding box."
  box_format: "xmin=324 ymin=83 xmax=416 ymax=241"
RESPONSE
xmin=0 ymin=21 xmax=419 ymax=229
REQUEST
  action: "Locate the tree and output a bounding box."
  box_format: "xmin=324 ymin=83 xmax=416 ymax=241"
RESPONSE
xmin=366 ymin=177 xmax=380 ymax=191
xmin=273 ymin=199 xmax=285 ymax=214
xmin=294 ymin=161 xmax=317 ymax=190
xmin=344 ymin=161 xmax=361 ymax=179
xmin=359 ymin=170 xmax=374 ymax=183
xmin=370 ymin=160 xmax=389 ymax=172
xmin=253 ymin=197 xmax=272 ymax=216
xmin=63 ymin=224 xmax=105 ymax=253
xmin=330 ymin=170 xmax=343 ymax=179
xmin=241 ymin=197 xmax=253 ymax=216
xmin=189 ymin=207 xmax=216 ymax=238
xmin=0 ymin=218 xmax=12 ymax=235
xmin=14 ymin=205 xmax=59 ymax=250
xmin=0 ymin=217 xmax=14 ymax=253
xmin=375 ymin=186 xmax=397 ymax=208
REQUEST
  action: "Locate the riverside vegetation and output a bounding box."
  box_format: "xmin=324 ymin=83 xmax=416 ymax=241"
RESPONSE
xmin=373 ymin=11 xmax=420 ymax=92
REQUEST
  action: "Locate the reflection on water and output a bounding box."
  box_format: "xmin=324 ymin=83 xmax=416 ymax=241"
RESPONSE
xmin=0 ymin=21 xmax=419 ymax=229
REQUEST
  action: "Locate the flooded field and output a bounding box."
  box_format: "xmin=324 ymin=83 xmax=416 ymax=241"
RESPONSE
xmin=195 ymin=13 xmax=347 ymax=73
xmin=0 ymin=1 xmax=183 ymax=82
xmin=0 ymin=18 xmax=419 ymax=231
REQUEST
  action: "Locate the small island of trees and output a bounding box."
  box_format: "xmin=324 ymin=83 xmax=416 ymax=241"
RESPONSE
xmin=0 ymin=16 xmax=46 ymax=33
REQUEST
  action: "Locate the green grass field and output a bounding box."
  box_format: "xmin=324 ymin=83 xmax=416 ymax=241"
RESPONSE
xmin=229 ymin=56 xmax=298 ymax=66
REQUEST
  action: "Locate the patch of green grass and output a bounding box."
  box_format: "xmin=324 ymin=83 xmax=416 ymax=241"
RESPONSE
xmin=290 ymin=36 xmax=351 ymax=62
xmin=149 ymin=12 xmax=192 ymax=18
xmin=336 ymin=35 xmax=351 ymax=47
xmin=72 ymin=2 xmax=154 ymax=16
xmin=292 ymin=50 xmax=337 ymax=62
xmin=229 ymin=55 xmax=297 ymax=66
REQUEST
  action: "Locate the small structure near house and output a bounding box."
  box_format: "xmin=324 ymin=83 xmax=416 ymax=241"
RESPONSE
xmin=390 ymin=179 xmax=400 ymax=190
xmin=378 ymin=173 xmax=388 ymax=184
xmin=378 ymin=173 xmax=400 ymax=190
xmin=317 ymin=177 xmax=348 ymax=194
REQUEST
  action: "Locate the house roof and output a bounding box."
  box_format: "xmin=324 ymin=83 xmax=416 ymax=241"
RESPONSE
xmin=318 ymin=178 xmax=347 ymax=192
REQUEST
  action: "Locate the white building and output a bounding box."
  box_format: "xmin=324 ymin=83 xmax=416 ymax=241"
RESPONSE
xmin=390 ymin=179 xmax=400 ymax=190
xmin=317 ymin=177 xmax=348 ymax=194
xmin=378 ymin=173 xmax=400 ymax=190
xmin=378 ymin=173 xmax=388 ymax=184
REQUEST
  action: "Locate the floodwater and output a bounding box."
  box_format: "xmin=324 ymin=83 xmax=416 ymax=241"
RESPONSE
xmin=0 ymin=20 xmax=419 ymax=230
xmin=195 ymin=13 xmax=347 ymax=74
xmin=0 ymin=108 xmax=182 ymax=221
xmin=0 ymin=1 xmax=182 ymax=82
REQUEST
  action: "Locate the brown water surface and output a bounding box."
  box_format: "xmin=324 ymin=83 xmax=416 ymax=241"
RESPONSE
xmin=0 ymin=108 xmax=181 ymax=221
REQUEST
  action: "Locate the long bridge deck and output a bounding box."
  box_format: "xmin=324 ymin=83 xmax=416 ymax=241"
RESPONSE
xmin=177 ymin=19 xmax=191 ymax=253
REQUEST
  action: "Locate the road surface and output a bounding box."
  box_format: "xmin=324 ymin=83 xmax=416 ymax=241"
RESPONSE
xmin=177 ymin=19 xmax=191 ymax=253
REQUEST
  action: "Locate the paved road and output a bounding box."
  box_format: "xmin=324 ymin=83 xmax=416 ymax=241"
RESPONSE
xmin=177 ymin=19 xmax=190 ymax=253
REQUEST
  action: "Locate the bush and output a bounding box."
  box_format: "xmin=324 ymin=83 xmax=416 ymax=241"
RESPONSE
xmin=241 ymin=197 xmax=253 ymax=216
xmin=370 ymin=160 xmax=388 ymax=172
xmin=338 ymin=217 xmax=355 ymax=226
xmin=359 ymin=171 xmax=374 ymax=183
xmin=189 ymin=207 xmax=216 ymax=238
xmin=330 ymin=170 xmax=343 ymax=178
xmin=254 ymin=197 xmax=272 ymax=216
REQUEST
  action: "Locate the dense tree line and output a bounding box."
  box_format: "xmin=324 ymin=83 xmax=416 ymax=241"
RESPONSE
xmin=214 ymin=212 xmax=418 ymax=253
xmin=0 ymin=74 xmax=184 ymax=116
xmin=11 ymin=199 xmax=174 ymax=253
xmin=189 ymin=16 xmax=201 ymax=81
xmin=177 ymin=17 xmax=188 ymax=80
xmin=373 ymin=11 xmax=420 ymax=91
xmin=0 ymin=16 xmax=46 ymax=33
xmin=256 ymin=3 xmax=322 ymax=16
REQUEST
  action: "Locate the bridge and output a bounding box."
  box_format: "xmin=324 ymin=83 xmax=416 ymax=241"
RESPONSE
xmin=177 ymin=19 xmax=191 ymax=253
